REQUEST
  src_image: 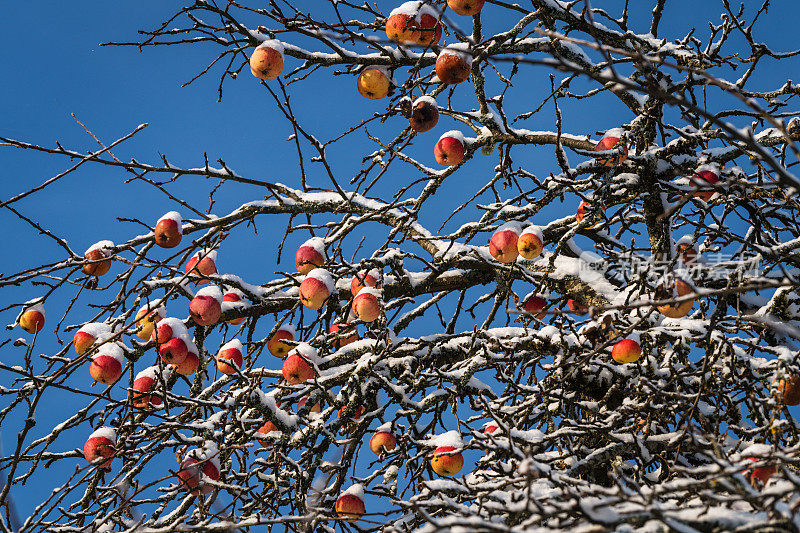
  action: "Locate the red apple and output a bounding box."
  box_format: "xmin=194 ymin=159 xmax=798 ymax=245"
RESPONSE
xmin=690 ymin=164 xmax=720 ymax=201
xmin=250 ymin=40 xmax=284 ymax=80
xmin=517 ymin=225 xmax=543 ymax=260
xmin=409 ymin=96 xmax=439 ymax=133
xmin=19 ymin=304 xmax=45 ymax=334
xmin=483 ymin=422 xmax=500 ymax=434
xmin=746 ymin=457 xmax=777 ymax=488
xmin=489 ymin=223 xmax=521 ymax=263
xmin=594 ymin=129 xmax=628 ymax=167
xmin=151 ymin=317 xmax=187 ymax=344
xmin=294 ymin=237 xmax=325 ymax=275
xmin=267 ymin=324 xmax=296 ymax=358
xmin=82 ymin=241 xmax=113 ymax=277
xmin=567 ymin=298 xmax=589 ymax=316
xmin=415 ymin=11 xmax=442 ymax=46
xmin=282 ymin=343 xmax=317 ymax=384
xmin=351 ymin=268 xmax=379 ymax=296
xmin=89 ymin=344 xmax=125 ymax=385
xmin=357 ymin=67 xmax=391 ymax=100
xmin=130 ymin=367 xmax=163 ymax=409
xmin=256 ymin=420 xmax=280 ymax=448
xmin=177 ymin=447 xmax=220 ymax=495
xmin=159 ymin=336 xmax=189 ymax=365
xmin=386 ymin=13 xmax=420 ymax=44
xmin=369 ymin=430 xmax=397 ymax=454
xmin=612 ymin=338 xmax=642 ymax=364
xmin=352 ymin=288 xmax=381 ymax=323
xmin=335 ymin=485 xmax=366 ymax=522
xmin=435 ymin=48 xmax=471 ymax=85
xmin=520 ymin=294 xmax=547 ymax=319
xmin=299 ymin=268 xmax=334 ymax=311
xmin=298 ymin=395 xmax=322 ymax=413
xmin=431 ymin=446 xmax=464 ymax=476
xmin=217 ymin=339 xmax=244 ymax=375
xmin=84 ymin=427 xmax=116 ymax=470
xmin=189 ymin=286 xmax=223 ymax=326
xmin=154 ymin=212 xmax=182 ymax=248
xmin=448 ymin=0 xmax=485 ymax=16
xmin=434 ymin=131 xmax=466 ymax=166
xmin=185 ymin=250 xmax=217 ymax=284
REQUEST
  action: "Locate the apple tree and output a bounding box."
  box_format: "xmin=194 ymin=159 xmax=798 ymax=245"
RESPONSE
xmin=3 ymin=0 xmax=800 ymax=531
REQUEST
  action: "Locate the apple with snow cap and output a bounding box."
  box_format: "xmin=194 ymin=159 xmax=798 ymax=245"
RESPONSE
xmin=84 ymin=427 xmax=116 ymax=470
xmin=267 ymin=324 xmax=296 ymax=357
xmin=189 ymin=285 xmax=223 ymax=326
xmin=337 ymin=404 xmax=365 ymax=434
xmin=217 ymin=339 xmax=244 ymax=375
xmin=130 ymin=366 xmax=163 ymax=409
xmin=489 ymin=222 xmax=522 ymax=263
xmin=134 ymin=303 xmax=165 ymax=341
xmin=19 ymin=302 xmax=45 ymax=334
xmin=154 ymin=211 xmax=182 ymax=248
xmin=370 ymin=423 xmax=397 ymax=454
xmin=151 ymin=317 xmax=188 ymax=345
xmin=330 ymin=319 xmax=359 ymax=348
xmin=430 ymin=430 xmax=464 ymax=477
xmin=448 ymin=0 xmax=485 ymax=16
xmin=222 ymin=288 xmax=247 ymax=325
xmin=295 ymin=237 xmax=325 ymax=275
xmin=299 ymin=268 xmax=335 ymax=311
xmin=409 ymin=96 xmax=439 ymax=133
xmin=594 ymin=128 xmax=628 ymax=167
xmin=353 ymin=287 xmax=382 ymax=323
xmin=335 ymin=484 xmax=366 ymax=522
xmin=742 ymin=445 xmax=777 ymax=489
xmin=612 ymin=336 xmax=642 ymax=364
xmin=434 ymin=130 xmax=466 ymax=166
xmin=185 ymin=250 xmax=217 ymax=284
xmin=675 ymin=236 xmax=698 ymax=265
xmin=576 ymin=200 xmax=606 ymax=227
xmin=386 ymin=8 xmax=420 ymax=44
xmin=250 ymin=40 xmax=284 ymax=80
xmin=775 ymin=373 xmax=800 ymax=406
xmin=436 ymin=46 xmax=472 ymax=85
xmin=89 ymin=343 xmax=125 ymax=385
xmin=517 ymin=225 xmax=543 ymax=260
xmin=177 ymin=445 xmax=221 ymax=495
xmin=351 ymin=268 xmax=380 ymax=296
xmin=690 ymin=164 xmax=720 ymax=201
xmin=415 ymin=7 xmax=442 ymax=46
xmin=656 ymin=276 xmax=694 ymax=318
xmin=282 ymin=343 xmax=317 ymax=384
xmin=520 ymin=293 xmax=547 ymax=319
xmin=357 ymin=67 xmax=391 ymax=100
xmin=74 ymin=322 xmax=112 ymax=356
xmin=256 ymin=420 xmax=280 ymax=448
xmin=82 ymin=241 xmax=114 ymax=277
xmin=483 ymin=421 xmax=500 ymax=434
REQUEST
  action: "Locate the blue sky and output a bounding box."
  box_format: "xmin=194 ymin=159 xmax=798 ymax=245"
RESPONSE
xmin=2 ymin=0 xmax=800 ymax=525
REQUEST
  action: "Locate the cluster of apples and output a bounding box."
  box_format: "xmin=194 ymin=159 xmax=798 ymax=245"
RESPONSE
xmin=489 ymin=222 xmax=544 ymax=264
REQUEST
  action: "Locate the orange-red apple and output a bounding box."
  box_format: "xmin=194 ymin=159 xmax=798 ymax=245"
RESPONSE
xmin=174 ymin=348 xmax=199 ymax=376
xmin=351 ymin=268 xmax=379 ymax=296
xmin=594 ymin=129 xmax=628 ymax=167
xmin=267 ymin=324 xmax=296 ymax=357
xmin=335 ymin=485 xmax=365 ymax=522
xmin=489 ymin=223 xmax=521 ymax=263
xmin=776 ymin=374 xmax=800 ymax=406
xmin=282 ymin=344 xmax=316 ymax=384
xmin=353 ymin=288 xmax=381 ymax=323
xmin=250 ymin=40 xmax=284 ymax=80
xmin=19 ymin=304 xmax=45 ymax=334
xmin=612 ymin=338 xmax=641 ymax=364
xmin=299 ymin=268 xmax=334 ymax=311
xmin=130 ymin=367 xmax=163 ymax=409
xmin=222 ymin=289 xmax=247 ymax=325
xmin=154 ymin=212 xmax=182 ymax=248
xmin=567 ymin=298 xmax=589 ymax=315
xmin=431 ymin=446 xmax=464 ymax=476
xmin=448 ymin=0 xmax=485 ymax=16
xmin=656 ymin=277 xmax=694 ymax=318
xmin=84 ymin=427 xmax=116 ymax=470
xmin=134 ymin=304 xmax=165 ymax=341
xmin=82 ymin=242 xmax=113 ymax=277
xmin=517 ymin=225 xmax=543 ymax=260
xmin=89 ymin=344 xmax=125 ymax=385
xmin=217 ymin=339 xmax=244 ymax=375
xmin=576 ymin=200 xmax=606 ymax=227
xmin=369 ymin=430 xmax=397 ymax=454
xmin=521 ymin=294 xmax=547 ymax=319
xmin=159 ymin=336 xmax=189 ymax=365
xmin=690 ymin=164 xmax=720 ymax=201
xmin=185 ymin=250 xmax=217 ymax=284
xmin=330 ymin=320 xmax=359 ymax=348
xmin=298 ymin=395 xmax=322 ymax=413
xmin=189 ymin=286 xmax=223 ymax=326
